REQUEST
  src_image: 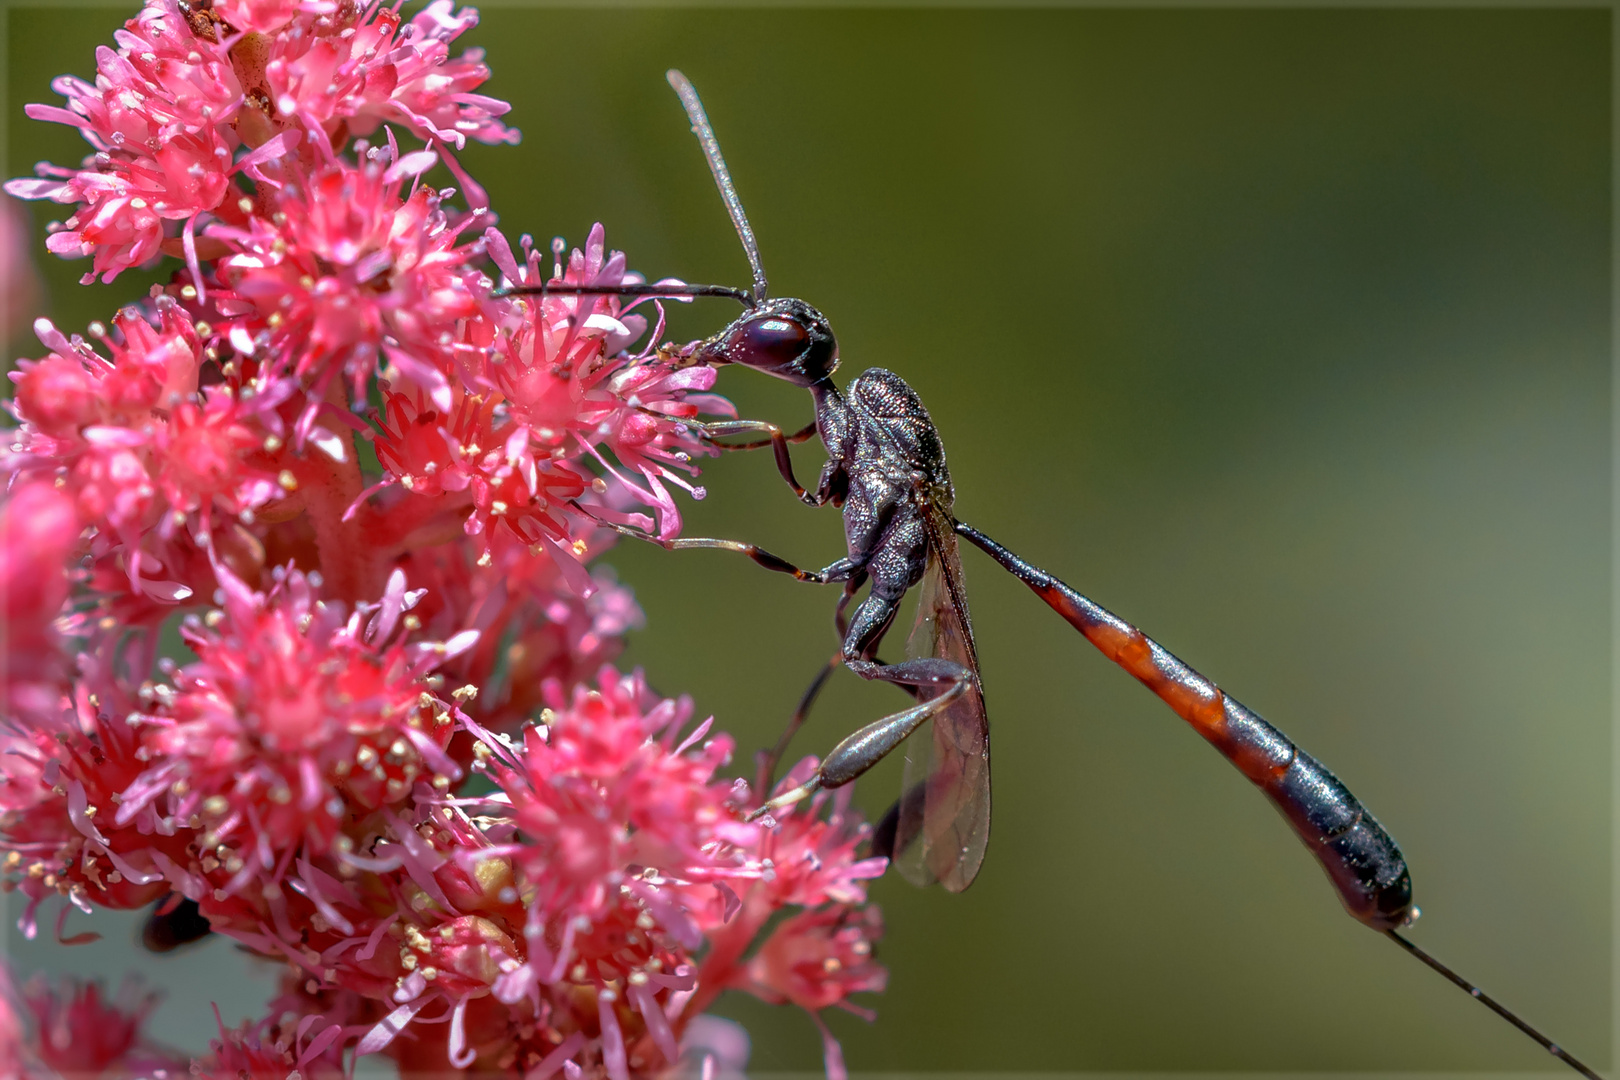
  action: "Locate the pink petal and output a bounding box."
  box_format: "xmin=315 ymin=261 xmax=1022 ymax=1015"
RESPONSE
xmin=525 ymin=1031 xmax=585 ymax=1080
xmin=356 ymin=913 xmax=400 ymax=961
xmin=4 ymin=178 xmax=69 ymax=200
xmin=598 ymin=993 xmax=628 ymax=1080
xmin=812 ymin=1012 xmax=847 ymax=1080
xmin=357 ymin=997 xmax=430 ymax=1054
xmin=448 ymin=995 xmax=476 ymax=1068
xmin=629 ymin=982 xmax=677 ymax=1064
xmin=384 ymin=149 xmax=439 ymax=184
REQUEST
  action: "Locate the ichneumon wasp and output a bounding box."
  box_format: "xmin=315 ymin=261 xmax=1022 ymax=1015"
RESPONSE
xmin=502 ymin=70 xmax=1604 ymax=1078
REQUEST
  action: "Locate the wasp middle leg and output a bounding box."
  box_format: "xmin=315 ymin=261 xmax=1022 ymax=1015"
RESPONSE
xmin=751 ymin=583 xmax=976 ymax=819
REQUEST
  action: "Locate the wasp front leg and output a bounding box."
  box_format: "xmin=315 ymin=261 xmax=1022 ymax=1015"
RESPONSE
xmin=679 ymin=417 xmax=829 ymax=506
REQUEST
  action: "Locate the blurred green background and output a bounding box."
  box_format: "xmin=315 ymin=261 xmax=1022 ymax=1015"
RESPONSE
xmin=3 ymin=4 xmax=1610 ymax=1074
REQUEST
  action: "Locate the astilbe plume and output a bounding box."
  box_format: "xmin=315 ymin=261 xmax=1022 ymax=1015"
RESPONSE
xmin=1 ymin=2 xmax=890 ymax=1077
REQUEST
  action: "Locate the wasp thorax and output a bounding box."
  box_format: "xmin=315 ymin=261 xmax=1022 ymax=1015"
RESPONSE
xmin=700 ymin=298 xmax=838 ymax=387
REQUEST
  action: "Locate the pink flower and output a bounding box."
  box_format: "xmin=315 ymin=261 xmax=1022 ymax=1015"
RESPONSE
xmin=12 ymin=308 xmax=199 ymax=439
xmin=0 ymin=2 xmax=894 ymax=1075
xmin=747 ymin=905 xmax=887 ymax=1013
xmin=745 ymin=906 xmax=886 ymax=1080
xmin=5 ymin=0 xmax=513 ymax=283
xmin=396 ymin=535 xmax=643 ymax=733
xmin=5 ymin=0 xmax=243 ymax=282
xmin=121 ymin=565 xmax=473 ymax=893
xmin=10 ymin=973 xmax=180 ymax=1080
xmin=1 ymin=649 xmax=201 ymax=922
xmin=488 ymin=668 xmax=754 ymax=914
xmin=372 ymin=378 xmax=590 ymax=551
xmin=680 ymin=774 xmax=889 ymax=1079
xmin=0 ymin=481 xmax=80 ymax=720
xmin=343 ymin=666 xmax=791 ymax=1078
xmin=470 ymin=223 xmax=734 ymax=540
xmin=356 ymin=222 xmax=732 ymax=562
xmin=7 ymin=303 xmax=278 ymax=607
xmin=259 ymin=0 xmax=517 ymax=152
xmin=210 ymin=0 xmax=303 ymax=36
xmin=189 ymin=1003 xmax=344 ymax=1080
xmin=468 ymin=667 xmax=757 ymax=1032
xmin=748 ymin=769 xmax=891 ymax=909
xmin=206 ymin=149 xmax=483 ymax=406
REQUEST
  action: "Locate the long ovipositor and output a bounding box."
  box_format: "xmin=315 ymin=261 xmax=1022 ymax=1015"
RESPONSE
xmin=952 ymin=520 xmax=1414 ymax=931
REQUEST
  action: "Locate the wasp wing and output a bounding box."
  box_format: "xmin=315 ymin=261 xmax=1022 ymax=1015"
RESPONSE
xmin=893 ymin=507 xmax=990 ymax=892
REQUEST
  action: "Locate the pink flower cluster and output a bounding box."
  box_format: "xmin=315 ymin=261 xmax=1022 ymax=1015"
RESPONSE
xmin=7 ymin=0 xmax=514 ymax=285
xmin=0 ymin=966 xmax=174 ymax=1080
xmin=2 ymin=2 xmax=890 ymax=1077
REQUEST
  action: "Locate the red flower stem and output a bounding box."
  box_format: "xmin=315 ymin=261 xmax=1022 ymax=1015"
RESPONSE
xmin=681 ymin=886 xmax=774 ymax=1022
xmin=291 ymin=380 xmax=375 ymax=600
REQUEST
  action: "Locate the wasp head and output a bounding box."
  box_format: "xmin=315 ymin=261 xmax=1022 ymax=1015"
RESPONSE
xmin=696 ymin=298 xmax=838 ymax=387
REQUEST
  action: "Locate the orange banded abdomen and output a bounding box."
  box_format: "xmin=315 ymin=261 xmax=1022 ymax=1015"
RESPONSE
xmin=961 ymin=522 xmax=1414 ymax=932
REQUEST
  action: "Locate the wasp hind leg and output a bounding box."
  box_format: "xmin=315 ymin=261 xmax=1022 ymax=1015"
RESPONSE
xmin=749 ymin=659 xmax=972 ymax=819
xmin=749 ymin=588 xmax=975 ymax=820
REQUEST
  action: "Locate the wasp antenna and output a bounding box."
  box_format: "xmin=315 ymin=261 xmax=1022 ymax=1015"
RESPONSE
xmin=667 ymin=69 xmax=768 ymax=306
xmin=1384 ymin=930 xmax=1601 ymax=1079
xmin=493 ymin=281 xmax=753 ymax=304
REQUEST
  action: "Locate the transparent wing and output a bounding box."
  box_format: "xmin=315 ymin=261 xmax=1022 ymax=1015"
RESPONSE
xmin=894 ymin=510 xmax=991 ymax=892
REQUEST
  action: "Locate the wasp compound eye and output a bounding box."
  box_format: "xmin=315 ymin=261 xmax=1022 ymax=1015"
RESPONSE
xmin=741 ymin=314 xmax=810 ymax=359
